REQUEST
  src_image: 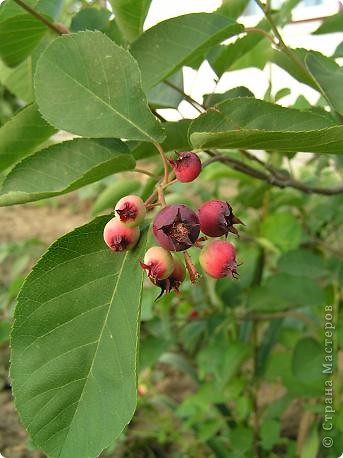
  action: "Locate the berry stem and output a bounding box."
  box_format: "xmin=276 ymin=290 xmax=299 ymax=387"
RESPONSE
xmin=154 ymin=143 xmax=169 ymax=185
xmin=183 ymin=251 xmax=200 ymax=284
xmin=157 ymin=185 xmax=166 ymax=207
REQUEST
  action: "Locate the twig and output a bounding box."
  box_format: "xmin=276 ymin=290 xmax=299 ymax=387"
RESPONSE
xmin=154 ymin=143 xmax=169 ymax=185
xmin=254 ymin=0 xmax=311 ymax=77
xmin=245 ymin=27 xmax=277 ymax=45
xmin=164 ymin=80 xmax=205 ymax=113
xmin=13 ymin=0 xmax=69 ymax=34
xmin=204 ymin=151 xmax=343 ymax=196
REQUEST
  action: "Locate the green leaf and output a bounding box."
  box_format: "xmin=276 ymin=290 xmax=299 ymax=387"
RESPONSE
xmin=0 ymin=13 xmax=47 ymax=67
xmin=300 ymin=425 xmax=319 ymax=458
xmin=147 ymin=70 xmax=183 ymax=109
xmin=260 ymin=212 xmax=303 ymax=252
xmin=139 ymin=336 xmax=170 ymax=370
xmin=109 ymin=0 xmax=152 ymax=42
xmin=203 ymin=86 xmax=254 ymax=108
xmin=216 ymin=0 xmax=250 ymax=20
xmin=292 ymin=338 xmax=323 ymax=382
xmin=230 ymin=37 xmax=272 ymax=71
xmin=208 ymin=0 xmax=301 ymax=75
xmin=264 ymin=273 xmax=326 ymax=308
xmin=130 ymin=13 xmax=243 ymax=91
xmin=248 ymin=270 xmax=327 ymax=312
xmin=70 ymin=7 xmax=111 ymax=32
xmin=208 ymin=20 xmax=270 ymax=76
xmin=0 ymin=103 xmax=55 ymax=172
xmin=0 ymin=0 xmax=63 ymax=67
xmin=305 ymin=53 xmax=343 ymax=116
xmin=11 ymin=216 xmax=147 ymax=458
xmin=313 ymin=10 xmax=343 ymax=35
xmin=130 ymin=119 xmax=191 ymax=160
xmin=274 ymin=87 xmax=291 ymax=102
xmin=0 ymin=58 xmax=33 ymax=102
xmin=197 ymin=334 xmax=249 ymax=385
xmin=0 ymin=138 xmax=135 ymax=206
xmin=271 ymin=48 xmax=319 ymax=90
xmin=333 ymin=41 xmax=343 ymax=58
xmin=260 ymin=419 xmax=280 ymax=451
xmin=91 ymin=180 xmax=141 ymax=216
xmin=0 ymin=0 xmax=63 ymax=21
xmin=34 ymin=31 xmax=164 ymax=143
xmin=189 ymin=98 xmax=343 ymax=154
xmin=278 ymin=249 xmax=328 ymax=279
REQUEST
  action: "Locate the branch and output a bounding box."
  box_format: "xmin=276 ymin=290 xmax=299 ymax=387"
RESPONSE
xmin=254 ymin=0 xmax=312 ymax=77
xmin=245 ymin=27 xmax=277 ymax=45
xmin=13 ymin=0 xmax=69 ymax=34
xmin=164 ymin=80 xmax=205 ymax=113
xmin=203 ymin=151 xmax=343 ymax=196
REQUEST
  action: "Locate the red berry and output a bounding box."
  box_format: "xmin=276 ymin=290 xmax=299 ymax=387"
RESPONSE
xmin=140 ymin=246 xmax=174 ymax=281
xmin=155 ymin=255 xmax=186 ymax=299
xmin=153 ymin=204 xmax=200 ymax=251
xmin=199 ymin=240 xmax=238 ymax=279
xmin=188 ymin=310 xmax=199 ymax=320
xmin=198 ymin=200 xmax=243 ymax=237
xmin=115 ymin=195 xmax=146 ymax=227
xmin=103 ymin=217 xmax=140 ymax=251
xmin=169 ymin=152 xmax=202 ymax=183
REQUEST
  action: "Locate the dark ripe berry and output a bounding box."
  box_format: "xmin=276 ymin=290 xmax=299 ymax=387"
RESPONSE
xmin=169 ymin=152 xmax=202 ymax=183
xmin=103 ymin=217 xmax=140 ymax=252
xmin=199 ymin=240 xmax=238 ymax=279
xmin=198 ymin=200 xmax=243 ymax=237
xmin=153 ymin=204 xmax=200 ymax=251
xmin=155 ymin=255 xmax=186 ymax=300
xmin=140 ymin=246 xmax=174 ymax=281
xmin=115 ymin=195 xmax=146 ymax=227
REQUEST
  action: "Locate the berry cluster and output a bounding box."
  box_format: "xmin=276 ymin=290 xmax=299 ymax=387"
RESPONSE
xmin=103 ymin=195 xmax=146 ymax=251
xmin=103 ymin=150 xmax=244 ymax=298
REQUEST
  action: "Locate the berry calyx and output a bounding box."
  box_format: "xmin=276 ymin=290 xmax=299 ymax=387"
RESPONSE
xmin=115 ymin=195 xmax=146 ymax=227
xmin=140 ymin=246 xmax=174 ymax=281
xmin=103 ymin=217 xmax=140 ymax=251
xmin=155 ymin=255 xmax=186 ymax=300
xmin=199 ymin=240 xmax=238 ymax=279
xmin=153 ymin=204 xmax=200 ymax=251
xmin=169 ymin=151 xmax=202 ymax=183
xmin=198 ymin=200 xmax=243 ymax=237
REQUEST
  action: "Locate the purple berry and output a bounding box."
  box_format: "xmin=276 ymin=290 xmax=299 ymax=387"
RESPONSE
xmin=153 ymin=204 xmax=200 ymax=251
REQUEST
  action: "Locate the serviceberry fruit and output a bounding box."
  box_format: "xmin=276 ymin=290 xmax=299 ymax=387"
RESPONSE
xmin=103 ymin=217 xmax=140 ymax=251
xmin=169 ymin=152 xmax=202 ymax=183
xmin=140 ymin=246 xmax=174 ymax=281
xmin=115 ymin=195 xmax=146 ymax=227
xmin=155 ymin=255 xmax=186 ymax=299
xmin=198 ymin=200 xmax=243 ymax=237
xmin=199 ymin=240 xmax=238 ymax=279
xmin=153 ymin=204 xmax=200 ymax=251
